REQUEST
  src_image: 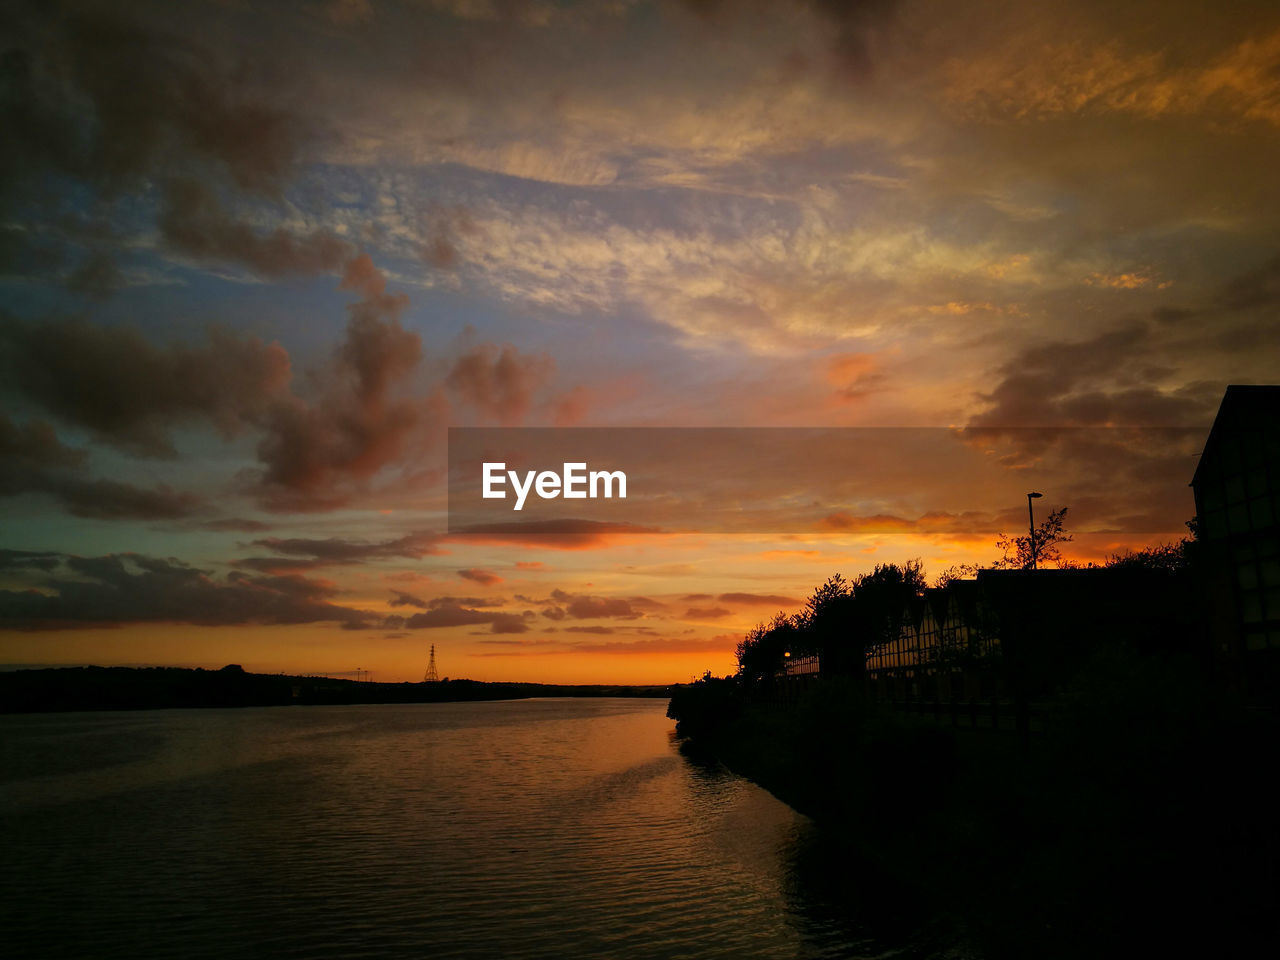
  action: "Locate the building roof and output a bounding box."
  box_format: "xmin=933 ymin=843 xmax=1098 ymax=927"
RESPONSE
xmin=1190 ymin=385 xmax=1280 ymax=488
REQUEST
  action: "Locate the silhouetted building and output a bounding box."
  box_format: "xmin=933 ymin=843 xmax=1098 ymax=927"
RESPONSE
xmin=1191 ymin=385 xmax=1280 ymax=679
xmin=868 ymin=580 xmax=997 ymax=702
xmin=866 ymin=567 xmax=1202 ymax=711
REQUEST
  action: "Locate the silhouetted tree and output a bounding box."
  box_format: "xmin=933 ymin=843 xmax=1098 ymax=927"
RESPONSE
xmin=802 ymin=574 xmax=857 ymax=672
xmin=735 ymin=612 xmax=801 ymax=683
xmin=847 ymin=560 xmax=927 ymax=666
xmin=993 ymin=507 xmax=1072 ymax=569
xmin=733 ymin=564 xmax=928 ymax=682
xmin=933 ymin=563 xmax=979 ymax=587
xmin=801 ymin=564 xmax=926 ymax=676
xmin=1104 ymin=540 xmax=1193 ymax=575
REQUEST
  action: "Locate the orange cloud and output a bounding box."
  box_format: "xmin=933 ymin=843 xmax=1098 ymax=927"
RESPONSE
xmin=824 ymin=352 xmax=884 ymax=401
xmin=1085 ymin=271 xmax=1172 ymax=290
xmin=717 ymin=592 xmax=800 ymax=606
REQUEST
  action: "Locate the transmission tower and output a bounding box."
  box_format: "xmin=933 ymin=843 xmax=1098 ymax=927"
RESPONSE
xmin=423 ymin=644 xmax=439 ymax=683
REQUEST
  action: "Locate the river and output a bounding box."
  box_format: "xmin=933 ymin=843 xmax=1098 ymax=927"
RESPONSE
xmin=0 ymin=698 xmax=965 ymax=959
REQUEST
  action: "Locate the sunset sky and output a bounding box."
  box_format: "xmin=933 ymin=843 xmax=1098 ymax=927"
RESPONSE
xmin=3 ymin=0 xmax=1279 ymax=683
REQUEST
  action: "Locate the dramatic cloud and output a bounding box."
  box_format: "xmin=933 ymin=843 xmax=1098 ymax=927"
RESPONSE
xmin=551 ymin=590 xmax=640 ymax=620
xmin=252 ymin=258 xmax=443 ymax=511
xmin=159 ymin=179 xmax=353 ymax=278
xmin=389 ymin=590 xmax=430 ymax=609
xmin=0 ymin=0 xmax=1272 ymax=681
xmin=402 ymin=598 xmax=529 ymax=633
xmin=944 ymin=28 xmax=1280 ymax=128
xmin=0 ymin=414 xmax=86 ymax=478
xmin=447 ymin=343 xmax=556 ymax=425
xmin=457 ymin=568 xmax=502 ymax=586
xmin=33 ymin=477 xmax=204 ymax=522
xmin=1 ymin=7 xmax=305 ymax=196
xmin=968 ymin=321 xmax=1221 ymax=429
xmin=0 ymin=4 xmax=312 ymax=287
xmin=0 ymin=552 xmax=374 ymax=630
xmin=0 ymin=549 xmax=63 ymax=573
xmin=0 ymin=413 xmax=204 ymax=520
xmin=0 ymin=317 xmax=292 ymax=458
xmin=250 ymin=532 xmax=443 ymax=564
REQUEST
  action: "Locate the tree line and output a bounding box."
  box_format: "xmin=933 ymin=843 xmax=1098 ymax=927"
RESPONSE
xmin=732 ymin=508 xmax=1195 ymax=683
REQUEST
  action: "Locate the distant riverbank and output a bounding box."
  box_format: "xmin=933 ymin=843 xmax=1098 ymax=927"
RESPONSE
xmin=0 ymin=664 xmax=672 ymax=713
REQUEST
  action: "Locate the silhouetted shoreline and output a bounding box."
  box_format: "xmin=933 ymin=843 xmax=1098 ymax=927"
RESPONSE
xmin=669 ymin=668 xmax=1279 ymax=960
xmin=0 ymin=664 xmax=673 ymax=714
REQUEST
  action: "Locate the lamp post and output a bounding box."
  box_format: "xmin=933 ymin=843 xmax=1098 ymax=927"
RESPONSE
xmin=1027 ymin=492 xmax=1043 ymax=570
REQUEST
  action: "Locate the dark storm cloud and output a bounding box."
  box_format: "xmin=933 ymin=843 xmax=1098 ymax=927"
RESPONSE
xmin=0 ymin=315 xmax=292 ymax=458
xmin=38 ymin=476 xmax=204 ymax=521
xmin=159 ymin=179 xmax=354 ymax=279
xmin=0 ymin=5 xmax=304 ymax=197
xmin=1216 ymin=253 xmax=1280 ymax=312
xmin=0 ymin=412 xmax=205 ymax=520
xmin=0 ymin=552 xmax=374 ymax=630
xmin=0 ymin=414 xmax=86 ymax=475
xmin=962 ymin=245 xmax=1280 ymax=437
xmin=0 ymin=549 xmax=63 ymax=572
xmin=0 ymin=4 xmax=313 ymax=289
xmin=969 ymin=321 xmax=1220 ymax=429
xmin=64 ymin=250 xmax=124 ymax=300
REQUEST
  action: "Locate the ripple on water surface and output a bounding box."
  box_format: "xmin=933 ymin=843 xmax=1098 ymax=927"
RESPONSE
xmin=0 ymin=698 xmax=962 ymax=960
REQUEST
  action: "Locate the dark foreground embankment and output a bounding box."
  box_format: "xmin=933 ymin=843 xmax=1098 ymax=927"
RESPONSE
xmin=668 ymin=655 xmax=1279 ymax=960
xmin=0 ymin=665 xmax=671 ymax=713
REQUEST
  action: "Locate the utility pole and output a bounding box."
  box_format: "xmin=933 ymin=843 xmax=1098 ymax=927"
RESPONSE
xmin=1027 ymin=491 xmax=1043 ymax=570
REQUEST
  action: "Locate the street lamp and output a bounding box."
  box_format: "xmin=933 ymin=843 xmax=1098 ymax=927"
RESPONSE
xmin=1027 ymin=492 xmax=1043 ymax=570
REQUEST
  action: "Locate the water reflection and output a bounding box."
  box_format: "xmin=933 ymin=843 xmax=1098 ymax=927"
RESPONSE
xmin=674 ymin=732 xmax=973 ymax=960
xmin=1 ymin=699 xmax=970 ymax=960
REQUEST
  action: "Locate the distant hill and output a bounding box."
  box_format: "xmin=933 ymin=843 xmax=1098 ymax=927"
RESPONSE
xmin=0 ymin=665 xmax=674 ymax=714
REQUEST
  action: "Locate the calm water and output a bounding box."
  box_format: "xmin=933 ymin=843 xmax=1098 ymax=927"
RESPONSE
xmin=0 ymin=698 xmax=961 ymax=959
